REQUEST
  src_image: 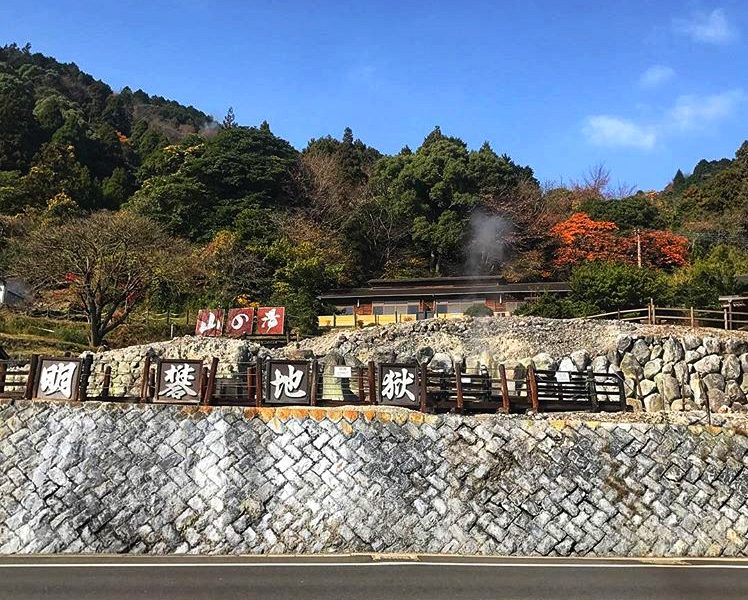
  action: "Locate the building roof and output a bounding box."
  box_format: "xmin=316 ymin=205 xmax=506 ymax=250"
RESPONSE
xmin=320 ymin=278 xmax=570 ymax=301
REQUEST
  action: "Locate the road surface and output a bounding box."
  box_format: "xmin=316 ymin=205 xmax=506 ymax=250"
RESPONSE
xmin=1 ymin=554 xmax=746 ymax=599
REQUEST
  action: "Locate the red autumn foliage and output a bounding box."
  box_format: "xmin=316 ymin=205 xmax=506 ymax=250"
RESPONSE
xmin=551 ymin=212 xmax=689 ymax=270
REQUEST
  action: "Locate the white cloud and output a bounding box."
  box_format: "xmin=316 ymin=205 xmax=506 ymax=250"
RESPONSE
xmin=668 ymin=90 xmax=745 ymax=130
xmin=673 ymin=8 xmax=737 ymax=44
xmin=582 ymin=89 xmax=745 ymax=151
xmin=639 ymin=65 xmax=675 ymax=88
xmin=583 ymin=116 xmax=657 ymax=149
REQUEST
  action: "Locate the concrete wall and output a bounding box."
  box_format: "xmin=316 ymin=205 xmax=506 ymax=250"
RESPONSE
xmin=1 ymin=400 xmax=746 ymax=556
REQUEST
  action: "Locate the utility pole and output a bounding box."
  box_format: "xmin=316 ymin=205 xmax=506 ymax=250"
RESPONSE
xmin=636 ymin=228 xmax=642 ymax=268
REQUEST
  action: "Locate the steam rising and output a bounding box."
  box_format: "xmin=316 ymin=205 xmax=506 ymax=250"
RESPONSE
xmin=466 ymin=211 xmax=510 ymax=274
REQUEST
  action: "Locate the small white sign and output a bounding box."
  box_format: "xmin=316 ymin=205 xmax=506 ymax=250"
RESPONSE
xmin=460 ymin=377 xmax=472 ymax=384
xmin=555 ymin=371 xmax=571 ymax=383
xmin=333 ymin=366 xmax=352 ymax=378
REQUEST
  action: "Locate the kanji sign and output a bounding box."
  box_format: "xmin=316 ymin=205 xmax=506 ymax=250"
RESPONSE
xmin=378 ymin=364 xmax=420 ymax=407
xmin=266 ymin=360 xmax=310 ymax=405
xmin=226 ymin=308 xmax=255 ymax=338
xmin=257 ymin=307 xmax=285 ymax=335
xmin=34 ymin=358 xmax=81 ymax=401
xmin=155 ymin=360 xmax=203 ymax=403
xmin=195 ymin=309 xmax=223 ymax=337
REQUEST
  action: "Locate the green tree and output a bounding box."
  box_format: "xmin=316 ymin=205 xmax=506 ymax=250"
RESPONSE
xmin=0 ymin=73 xmax=40 ymax=170
xmin=10 ymin=210 xmax=196 ymax=346
xmin=570 ymin=262 xmax=670 ymax=312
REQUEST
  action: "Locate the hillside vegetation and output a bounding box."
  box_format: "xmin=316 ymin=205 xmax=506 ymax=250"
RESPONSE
xmin=2 ymin=43 xmax=748 ymax=350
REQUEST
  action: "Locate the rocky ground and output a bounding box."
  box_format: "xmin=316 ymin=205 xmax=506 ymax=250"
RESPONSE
xmin=76 ymin=315 xmax=748 ymax=417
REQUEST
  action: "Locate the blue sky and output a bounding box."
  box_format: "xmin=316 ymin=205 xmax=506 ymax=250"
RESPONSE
xmin=2 ymin=1 xmax=747 ymax=190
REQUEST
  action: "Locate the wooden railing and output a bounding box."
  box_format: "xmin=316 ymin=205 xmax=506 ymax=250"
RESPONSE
xmin=585 ymin=302 xmax=748 ymax=331
xmin=2 ymin=355 xmax=627 ymax=415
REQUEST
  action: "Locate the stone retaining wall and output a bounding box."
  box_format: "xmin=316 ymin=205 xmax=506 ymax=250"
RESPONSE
xmin=1 ymin=400 xmax=746 ymax=556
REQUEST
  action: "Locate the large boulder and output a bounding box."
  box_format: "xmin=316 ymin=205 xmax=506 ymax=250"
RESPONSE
xmin=619 ymin=353 xmax=643 ymax=380
xmin=558 ymin=357 xmax=578 ymax=372
xmin=643 ymin=393 xmax=664 ymax=412
xmin=725 ymin=338 xmax=747 ymax=355
xmin=639 ymin=379 xmax=657 ymax=397
xmin=532 ymin=352 xmax=556 ymax=371
xmin=740 ymin=353 xmax=748 ymax=375
xmin=708 ymin=388 xmax=728 ymax=411
xmin=591 ymin=355 xmax=609 ymax=374
xmin=702 ymin=373 xmax=726 ymax=391
xmin=659 ymin=374 xmax=681 ymax=402
xmin=694 ymin=355 xmax=721 ymax=374
xmin=430 ymin=352 xmax=453 ymax=372
xmin=662 ymin=338 xmax=685 ymax=363
xmin=673 ymin=361 xmax=689 ymax=385
xmin=682 ymin=333 xmax=701 ymax=351
xmin=415 ymin=346 xmax=435 ymax=365
xmin=703 ymin=337 xmax=721 ymax=354
xmin=721 ymin=354 xmax=741 ymax=380
xmin=725 ymin=380 xmax=747 ymax=403
xmin=631 ymin=339 xmax=651 ymax=364
xmin=570 ymin=349 xmax=590 ymax=371
xmin=643 ymin=359 xmax=663 ymax=380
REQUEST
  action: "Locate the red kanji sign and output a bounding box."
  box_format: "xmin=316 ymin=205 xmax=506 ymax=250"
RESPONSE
xmin=226 ymin=307 xmax=255 ymax=338
xmin=195 ymin=309 xmax=224 ymax=337
xmin=257 ymin=307 xmax=285 ymax=335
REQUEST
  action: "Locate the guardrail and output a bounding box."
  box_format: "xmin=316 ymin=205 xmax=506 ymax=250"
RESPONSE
xmin=585 ymin=302 xmax=748 ymax=331
xmin=1 ymin=355 xmax=626 ymax=414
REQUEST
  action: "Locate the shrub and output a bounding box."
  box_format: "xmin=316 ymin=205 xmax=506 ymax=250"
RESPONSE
xmin=464 ymin=303 xmax=494 ymax=317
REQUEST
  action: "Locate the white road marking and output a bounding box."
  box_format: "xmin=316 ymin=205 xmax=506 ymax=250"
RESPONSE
xmin=0 ymin=561 xmax=747 ymax=569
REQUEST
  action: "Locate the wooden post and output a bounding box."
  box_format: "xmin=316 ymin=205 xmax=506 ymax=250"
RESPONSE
xmin=140 ymin=355 xmax=152 ymax=402
xmin=255 ymin=361 xmax=263 ymax=407
xmin=78 ymin=354 xmax=93 ymax=402
xmin=419 ymin=363 xmax=427 ymax=413
xmin=588 ymin=366 xmax=599 ymax=412
xmin=147 ymin=368 xmax=156 ymax=401
xmin=455 ymin=363 xmax=464 ymax=413
xmin=650 ymin=301 xmax=656 ymax=325
xmin=690 ymin=306 xmax=695 ymax=328
xmin=724 ymin=307 xmax=729 ymax=330
xmin=102 ymin=366 xmax=112 ymax=399
xmin=246 ymin=366 xmax=255 ymax=403
xmin=498 ymin=363 xmax=510 ymax=413
xmin=353 ymin=305 xmax=357 ymax=329
xmin=24 ymin=354 xmax=39 ymax=400
xmin=310 ymin=359 xmax=318 ymax=406
xmin=367 ymin=361 xmax=377 ymax=404
xmin=527 ymin=364 xmax=539 ymax=412
xmin=202 ymin=357 xmax=218 ymax=405
xmin=0 ymin=360 xmax=6 ymax=396
xmin=357 ymin=367 xmax=365 ymax=403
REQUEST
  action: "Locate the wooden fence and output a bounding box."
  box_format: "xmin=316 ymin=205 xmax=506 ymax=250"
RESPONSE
xmin=0 ymin=355 xmax=626 ymax=414
xmin=585 ymin=301 xmax=748 ymax=331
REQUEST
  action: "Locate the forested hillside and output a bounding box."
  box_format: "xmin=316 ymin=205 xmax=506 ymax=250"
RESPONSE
xmin=2 ymin=44 xmax=748 ymax=345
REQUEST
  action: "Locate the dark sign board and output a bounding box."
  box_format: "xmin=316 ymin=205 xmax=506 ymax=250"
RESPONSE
xmin=33 ymin=357 xmax=82 ymax=401
xmin=155 ymin=359 xmax=203 ymax=403
xmin=266 ymin=360 xmax=311 ymax=405
xmin=378 ymin=363 xmax=420 ymax=407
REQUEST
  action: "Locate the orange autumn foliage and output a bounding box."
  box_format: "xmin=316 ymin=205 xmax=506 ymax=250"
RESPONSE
xmin=551 ymin=212 xmax=689 ymax=270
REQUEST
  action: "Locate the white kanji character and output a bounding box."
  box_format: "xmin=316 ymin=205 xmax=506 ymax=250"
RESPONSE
xmin=198 ymin=311 xmax=222 ymax=335
xmin=271 ymin=365 xmax=306 ymax=399
xmin=39 ymin=362 xmax=78 ymax=399
xmin=381 ymin=368 xmax=415 ymax=402
xmin=160 ymin=363 xmax=198 ymax=400
xmin=261 ymin=308 xmax=279 ymax=331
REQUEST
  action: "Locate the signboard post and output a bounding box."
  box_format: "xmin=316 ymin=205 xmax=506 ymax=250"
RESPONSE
xmin=154 ymin=359 xmax=204 ymax=403
xmin=265 ymin=360 xmax=311 ymax=405
xmin=377 ymin=363 xmax=421 ymax=408
xmin=33 ymin=357 xmax=82 ymax=401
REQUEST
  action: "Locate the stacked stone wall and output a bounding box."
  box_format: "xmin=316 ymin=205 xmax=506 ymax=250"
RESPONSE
xmin=1 ymin=400 xmax=746 ymax=555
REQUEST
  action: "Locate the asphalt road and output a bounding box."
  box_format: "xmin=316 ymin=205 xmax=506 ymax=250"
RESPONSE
xmin=1 ymin=555 xmax=747 ymax=600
